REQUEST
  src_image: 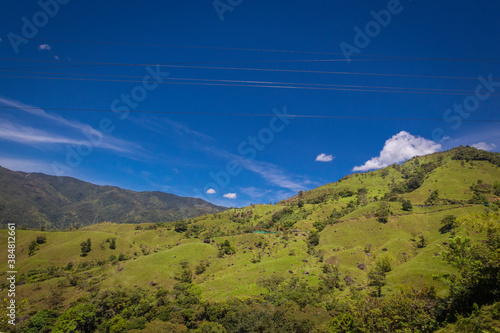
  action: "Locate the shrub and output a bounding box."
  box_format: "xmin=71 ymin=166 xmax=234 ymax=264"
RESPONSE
xmin=36 ymin=236 xmax=47 ymax=244
xmin=402 ymin=200 xmax=413 ymax=211
xmin=425 ymin=190 xmax=439 ymax=205
xmin=28 ymin=240 xmax=38 ymax=256
xmin=376 ymin=201 xmax=391 ymax=223
xmin=174 ymin=220 xmax=188 ymax=233
xmin=109 ymin=238 xmax=116 ymax=250
xmin=470 ymin=192 xmax=489 ymax=205
xmin=217 ymin=240 xmax=235 ymax=258
xmin=440 ymin=215 xmax=458 ymax=233
xmin=195 ymin=261 xmax=208 ymax=275
xmin=313 ymin=221 xmax=325 ymax=232
xmin=80 ymin=238 xmax=91 ymax=257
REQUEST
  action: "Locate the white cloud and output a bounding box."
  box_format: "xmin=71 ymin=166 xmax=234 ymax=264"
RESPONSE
xmin=54 ymin=55 xmax=60 ymax=60
xmin=472 ymin=142 xmax=496 ymax=151
xmin=38 ymin=44 xmax=51 ymax=51
xmin=353 ymin=131 xmax=442 ymax=172
xmin=223 ymin=193 xmax=237 ymax=199
xmin=206 ymin=188 xmax=216 ymax=194
xmin=315 ymin=153 xmax=334 ymax=162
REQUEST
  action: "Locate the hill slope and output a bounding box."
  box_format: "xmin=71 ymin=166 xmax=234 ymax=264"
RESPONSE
xmin=1 ymin=146 xmax=499 ymax=332
xmin=0 ymin=166 xmax=226 ymax=229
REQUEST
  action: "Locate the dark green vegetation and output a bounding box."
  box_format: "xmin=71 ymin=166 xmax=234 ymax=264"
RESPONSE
xmin=1 ymin=146 xmax=500 ymax=332
xmin=0 ymin=166 xmax=226 ymax=229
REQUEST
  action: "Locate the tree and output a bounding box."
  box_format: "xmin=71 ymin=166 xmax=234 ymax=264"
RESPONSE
xmin=440 ymin=235 xmax=472 ymax=271
xmin=174 ymin=220 xmax=188 ymax=233
xmin=297 ymin=200 xmax=304 ymax=208
xmin=196 ymin=322 xmax=227 ymax=333
xmin=80 ymin=238 xmax=91 ymax=257
xmin=195 ymin=261 xmax=209 ymax=275
xmin=175 ymin=261 xmax=193 ymax=283
xmin=376 ymin=254 xmax=393 ymax=273
xmin=368 ymin=269 xmax=386 ymax=297
xmin=425 ymin=190 xmax=439 ymax=205
xmin=256 ymin=275 xmax=285 ymax=293
xmin=313 ymin=221 xmax=325 ymax=232
xmin=440 ymin=215 xmax=458 ymax=234
xmin=417 ymin=235 xmax=428 ymax=248
xmin=217 ymin=240 xmax=235 ymax=258
xmin=469 ymin=192 xmax=489 ymax=205
xmin=307 ymin=231 xmax=320 ymax=247
xmin=52 ymin=303 xmax=96 ymax=333
xmin=28 ymin=240 xmax=38 ymax=256
xmin=319 ymin=264 xmax=342 ymax=292
xmin=376 ymin=201 xmax=391 ymax=223
xmin=439 ymin=213 xmax=500 ymax=320
xmin=36 ymin=236 xmax=47 ymax=244
xmin=402 ymin=199 xmax=413 ymax=211
xmin=109 ymin=238 xmax=116 ymax=250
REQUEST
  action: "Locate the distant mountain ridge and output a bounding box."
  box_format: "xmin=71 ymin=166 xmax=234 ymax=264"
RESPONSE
xmin=0 ymin=166 xmax=226 ymax=229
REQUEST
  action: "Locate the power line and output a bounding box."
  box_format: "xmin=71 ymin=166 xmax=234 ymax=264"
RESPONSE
xmin=1 ymin=71 xmax=493 ymax=95
xmin=29 ymin=38 xmax=500 ymax=62
xmin=1 ymin=106 xmax=499 ymax=123
xmin=0 ymin=58 xmax=400 ymax=69
xmin=30 ymin=38 xmax=347 ymax=56
xmin=2 ymin=74 xmax=500 ymax=97
xmin=1 ymin=67 xmax=494 ymax=82
xmin=1 ymin=55 xmax=500 ymax=72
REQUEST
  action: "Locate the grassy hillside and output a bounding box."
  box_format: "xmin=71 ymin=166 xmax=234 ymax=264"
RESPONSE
xmin=0 ymin=166 xmax=226 ymax=229
xmin=1 ymin=146 xmax=499 ymax=332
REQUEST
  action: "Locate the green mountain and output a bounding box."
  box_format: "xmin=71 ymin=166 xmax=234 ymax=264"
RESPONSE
xmin=0 ymin=166 xmax=226 ymax=229
xmin=1 ymin=146 xmax=499 ymax=332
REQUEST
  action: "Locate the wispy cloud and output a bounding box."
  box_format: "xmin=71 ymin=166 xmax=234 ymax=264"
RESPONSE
xmin=0 ymin=96 xmax=143 ymax=155
xmin=240 ymin=186 xmax=271 ymax=199
xmin=237 ymin=157 xmax=309 ymax=192
xmin=0 ymin=119 xmax=84 ymax=145
xmin=315 ymin=153 xmax=334 ymax=162
xmin=140 ymin=116 xmax=313 ymax=192
xmin=353 ymin=131 xmax=442 ymax=171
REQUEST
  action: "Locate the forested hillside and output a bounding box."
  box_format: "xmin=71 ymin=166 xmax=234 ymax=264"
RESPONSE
xmin=0 ymin=166 xmax=226 ymax=229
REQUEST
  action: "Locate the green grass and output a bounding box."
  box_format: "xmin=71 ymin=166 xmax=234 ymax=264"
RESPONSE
xmin=2 ymin=147 xmax=499 ymax=314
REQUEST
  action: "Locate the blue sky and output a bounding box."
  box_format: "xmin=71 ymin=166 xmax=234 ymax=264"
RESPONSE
xmin=0 ymin=0 xmax=499 ymax=207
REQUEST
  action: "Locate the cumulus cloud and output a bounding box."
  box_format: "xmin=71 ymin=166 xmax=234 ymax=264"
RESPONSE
xmin=353 ymin=131 xmax=441 ymax=172
xmin=206 ymin=188 xmax=216 ymax=194
xmin=38 ymin=44 xmax=51 ymax=51
xmin=223 ymin=193 xmax=237 ymax=199
xmin=315 ymin=153 xmax=334 ymax=162
xmin=472 ymin=142 xmax=496 ymax=151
